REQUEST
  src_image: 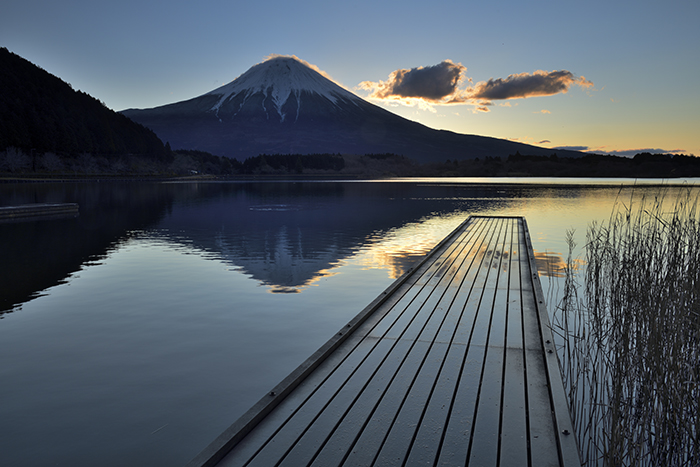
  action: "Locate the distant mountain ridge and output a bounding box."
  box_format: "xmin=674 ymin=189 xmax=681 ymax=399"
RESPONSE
xmin=0 ymin=47 xmax=167 ymax=159
xmin=122 ymin=56 xmax=584 ymax=162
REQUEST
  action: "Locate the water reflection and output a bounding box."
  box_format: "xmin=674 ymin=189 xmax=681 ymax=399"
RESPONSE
xmin=1 ymin=181 xmax=509 ymax=310
xmin=2 ymin=179 xmax=699 ymax=466
xmin=0 ymin=182 xmax=176 ymax=313
xmin=533 ymin=251 xmax=567 ymax=278
xmin=152 ymin=183 xmax=494 ymax=294
xmin=354 ymin=216 xmax=465 ymax=280
xmin=3 ymin=181 xmax=694 ymax=311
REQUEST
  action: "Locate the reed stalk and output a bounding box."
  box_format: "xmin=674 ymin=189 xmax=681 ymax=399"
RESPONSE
xmin=554 ymin=188 xmax=700 ymax=466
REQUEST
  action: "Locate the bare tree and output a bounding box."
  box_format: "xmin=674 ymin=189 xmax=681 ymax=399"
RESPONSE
xmin=1 ymin=147 xmax=31 ymax=173
xmin=170 ymin=153 xmax=197 ymax=175
xmin=72 ymin=153 xmax=99 ymax=174
xmin=110 ymin=158 xmax=128 ymax=174
xmin=40 ymin=152 xmax=65 ymax=172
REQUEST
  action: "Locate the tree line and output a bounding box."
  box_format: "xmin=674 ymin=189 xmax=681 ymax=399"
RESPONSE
xmin=241 ymin=153 xmax=345 ymax=174
xmin=423 ymin=151 xmax=700 ymax=178
xmin=0 ymin=147 xmax=353 ymax=177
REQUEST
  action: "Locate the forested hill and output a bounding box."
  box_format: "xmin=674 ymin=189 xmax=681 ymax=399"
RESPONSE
xmin=0 ymin=47 xmax=167 ymax=160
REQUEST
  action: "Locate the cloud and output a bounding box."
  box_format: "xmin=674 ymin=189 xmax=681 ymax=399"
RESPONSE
xmin=360 ymin=61 xmax=593 ymax=109
xmin=468 ymin=70 xmax=593 ymax=101
xmin=554 ymin=145 xmax=590 ymax=152
xmin=538 ymin=140 xmax=551 ymax=144
xmin=359 ymin=60 xmax=466 ymax=102
xmin=536 ymin=109 xmax=551 ymax=114
xmin=590 ymin=147 xmax=689 ymax=157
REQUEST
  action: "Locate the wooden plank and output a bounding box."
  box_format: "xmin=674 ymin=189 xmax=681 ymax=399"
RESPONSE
xmin=191 ymin=216 xmax=581 ymax=467
xmin=467 ymin=217 xmax=513 ymax=466
xmin=0 ymin=202 xmax=78 ymax=222
xmin=521 ymin=219 xmax=580 ymax=467
xmin=499 ymin=219 xmax=529 ymax=465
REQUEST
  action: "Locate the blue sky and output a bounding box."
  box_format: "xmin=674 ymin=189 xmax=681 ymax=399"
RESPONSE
xmin=2 ymin=0 xmax=698 ymax=157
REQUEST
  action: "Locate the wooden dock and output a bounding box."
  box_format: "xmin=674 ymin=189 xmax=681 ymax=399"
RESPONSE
xmin=188 ymin=216 xmax=580 ymax=467
xmin=0 ymin=203 xmax=79 ymax=222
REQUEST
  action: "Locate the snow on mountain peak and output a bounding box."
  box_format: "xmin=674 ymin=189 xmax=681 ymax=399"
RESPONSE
xmin=205 ymin=55 xmax=359 ymax=121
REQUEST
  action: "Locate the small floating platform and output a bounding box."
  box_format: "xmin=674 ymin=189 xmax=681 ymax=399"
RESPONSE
xmin=0 ymin=203 xmax=79 ymax=222
xmin=189 ymin=216 xmax=580 ymax=467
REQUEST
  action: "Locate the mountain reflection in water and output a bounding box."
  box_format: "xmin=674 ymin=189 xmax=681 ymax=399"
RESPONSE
xmin=152 ymin=182 xmax=474 ymax=294
xmin=0 ymin=180 xmax=489 ymax=312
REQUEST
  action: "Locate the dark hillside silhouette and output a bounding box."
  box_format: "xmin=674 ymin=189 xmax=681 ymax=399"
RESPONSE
xmin=0 ymin=48 xmax=168 ymax=163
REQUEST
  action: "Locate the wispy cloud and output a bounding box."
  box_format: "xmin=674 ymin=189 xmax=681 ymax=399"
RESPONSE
xmin=468 ymin=71 xmax=592 ymax=101
xmin=359 ymin=61 xmax=593 ymax=109
xmin=554 ymin=145 xmax=590 ymax=152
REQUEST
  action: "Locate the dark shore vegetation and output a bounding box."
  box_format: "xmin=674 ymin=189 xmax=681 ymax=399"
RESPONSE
xmin=3 ymin=148 xmax=700 ymax=180
xmin=554 ymin=190 xmax=700 ymax=466
xmin=422 ymin=152 xmax=700 ymax=178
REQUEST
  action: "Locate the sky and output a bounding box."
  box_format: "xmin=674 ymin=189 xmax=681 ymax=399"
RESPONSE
xmin=2 ymin=0 xmax=699 ymax=157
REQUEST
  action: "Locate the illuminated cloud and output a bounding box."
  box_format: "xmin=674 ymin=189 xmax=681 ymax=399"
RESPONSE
xmin=360 ymin=62 xmax=593 ymax=109
xmin=469 ymin=71 xmax=593 ymax=101
xmin=359 ymin=60 xmax=466 ymax=102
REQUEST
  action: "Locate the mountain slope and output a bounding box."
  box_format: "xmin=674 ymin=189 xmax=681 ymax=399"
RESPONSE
xmin=122 ymin=56 xmax=582 ymax=162
xmin=0 ymin=47 xmax=167 ymax=159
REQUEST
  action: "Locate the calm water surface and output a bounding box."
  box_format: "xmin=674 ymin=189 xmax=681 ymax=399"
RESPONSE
xmin=0 ymin=178 xmax=697 ymax=466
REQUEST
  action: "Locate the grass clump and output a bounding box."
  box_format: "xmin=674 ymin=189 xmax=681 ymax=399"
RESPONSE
xmin=555 ymin=188 xmax=700 ymax=466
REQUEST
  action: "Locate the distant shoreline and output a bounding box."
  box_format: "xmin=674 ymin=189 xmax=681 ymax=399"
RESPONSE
xmin=0 ymin=174 xmax=364 ymax=184
xmin=2 ymin=173 xmax=699 ymax=186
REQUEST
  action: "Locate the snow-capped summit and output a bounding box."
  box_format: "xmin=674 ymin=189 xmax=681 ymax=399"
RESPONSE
xmin=122 ymin=56 xmax=583 ymax=161
xmin=205 ymin=55 xmax=359 ymax=122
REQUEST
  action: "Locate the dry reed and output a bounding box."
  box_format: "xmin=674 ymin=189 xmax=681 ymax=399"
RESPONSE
xmin=554 ymin=188 xmax=700 ymax=467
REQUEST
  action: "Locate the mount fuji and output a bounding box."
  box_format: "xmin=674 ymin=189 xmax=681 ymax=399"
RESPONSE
xmin=121 ymin=56 xmax=581 ymax=162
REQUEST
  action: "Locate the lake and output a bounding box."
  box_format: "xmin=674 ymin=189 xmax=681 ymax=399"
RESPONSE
xmin=1 ymin=178 xmax=697 ymax=466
